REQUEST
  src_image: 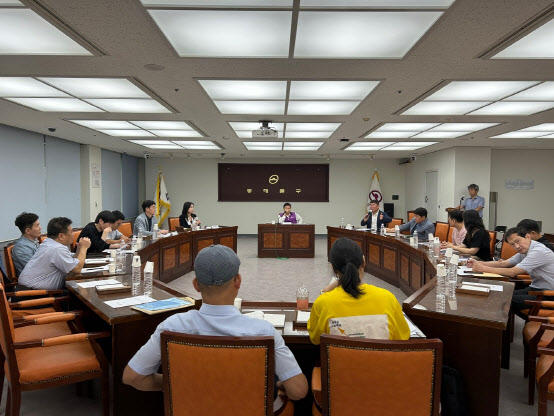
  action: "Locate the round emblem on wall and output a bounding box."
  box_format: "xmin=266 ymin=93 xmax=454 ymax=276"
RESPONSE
xmin=269 ymin=174 xmax=279 ymax=185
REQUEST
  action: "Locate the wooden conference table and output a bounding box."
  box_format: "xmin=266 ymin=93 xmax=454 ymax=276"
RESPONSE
xmin=257 ymin=223 xmax=315 ymax=258
xmin=327 ymin=226 xmax=514 ymax=416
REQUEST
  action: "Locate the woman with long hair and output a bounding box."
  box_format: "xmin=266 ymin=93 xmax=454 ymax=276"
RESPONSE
xmin=307 ymin=237 xmax=409 ymax=345
xmin=179 ymin=201 xmax=201 ymax=228
xmin=444 ymin=209 xmax=491 ymax=260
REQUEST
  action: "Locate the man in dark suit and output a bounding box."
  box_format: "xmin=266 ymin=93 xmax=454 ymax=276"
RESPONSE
xmin=361 ymin=200 xmax=391 ymax=231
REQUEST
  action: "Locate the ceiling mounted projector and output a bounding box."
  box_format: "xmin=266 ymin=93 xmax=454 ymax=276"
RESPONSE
xmin=252 ymin=120 xmax=278 ymax=138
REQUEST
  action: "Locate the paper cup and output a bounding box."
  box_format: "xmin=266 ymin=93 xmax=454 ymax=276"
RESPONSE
xmin=234 ymin=297 xmax=242 ymax=311
xmin=108 ymin=263 xmax=116 ymax=273
xmin=110 ymin=249 xmax=117 ymax=258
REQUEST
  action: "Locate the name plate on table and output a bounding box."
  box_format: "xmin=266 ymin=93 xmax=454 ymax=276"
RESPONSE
xmin=456 ymin=283 xmax=490 ymax=296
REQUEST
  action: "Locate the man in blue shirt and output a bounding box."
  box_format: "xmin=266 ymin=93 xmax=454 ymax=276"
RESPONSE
xmin=123 ymin=244 xmax=308 ymax=401
xmin=457 ymin=184 xmax=485 ymax=218
xmin=390 ymin=207 xmax=435 ymax=240
xmin=12 ymin=212 xmax=42 ymax=276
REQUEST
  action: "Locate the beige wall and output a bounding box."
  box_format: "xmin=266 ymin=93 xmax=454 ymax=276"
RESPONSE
xmin=491 ymin=149 xmax=554 ymax=233
xmin=145 ymin=157 xmax=406 ymax=234
xmin=80 ymin=144 xmax=102 ymax=224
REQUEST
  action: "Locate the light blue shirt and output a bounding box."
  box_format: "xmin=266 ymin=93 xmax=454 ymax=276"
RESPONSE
xmin=509 ymin=240 xmax=554 ymax=290
xmin=18 ymin=238 xmax=78 ymax=290
xmin=12 ymin=235 xmax=39 ymax=276
xmin=398 ymin=218 xmax=435 ymax=240
xmin=462 ymin=195 xmax=485 ymax=217
xmin=128 ymin=303 xmax=302 ymax=382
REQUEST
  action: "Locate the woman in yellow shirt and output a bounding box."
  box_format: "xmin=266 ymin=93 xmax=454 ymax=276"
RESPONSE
xmin=307 ymin=237 xmax=410 ymax=344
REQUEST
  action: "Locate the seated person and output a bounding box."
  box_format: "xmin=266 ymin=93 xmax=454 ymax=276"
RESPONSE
xmin=179 ymin=201 xmax=201 ymax=228
xmin=133 ymin=200 xmax=169 ymax=236
xmin=307 ymin=237 xmax=409 ymax=345
xmin=106 ymin=210 xmax=131 ymax=245
xmin=444 ymin=210 xmax=490 ymax=261
xmin=78 ymin=210 xmax=123 ymax=253
xmin=441 ymin=210 xmax=466 ymax=247
xmin=278 ymin=203 xmax=303 ymax=224
xmin=18 ymin=217 xmax=91 ymax=290
xmin=468 ymin=227 xmax=554 ymax=320
xmin=12 ymin=212 xmax=41 ymax=276
xmin=516 ymin=218 xmax=554 ymax=252
xmin=387 ymin=207 xmax=435 ymax=240
xmin=123 ymin=244 xmax=308 ymax=400
xmin=360 ymin=199 xmax=391 ymax=232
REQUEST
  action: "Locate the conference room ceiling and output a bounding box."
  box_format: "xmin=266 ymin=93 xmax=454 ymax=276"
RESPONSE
xmin=1 ymin=0 xmax=554 ymax=159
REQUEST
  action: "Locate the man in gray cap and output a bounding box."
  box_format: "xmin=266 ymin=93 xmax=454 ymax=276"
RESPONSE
xmin=123 ymin=244 xmax=308 ymax=401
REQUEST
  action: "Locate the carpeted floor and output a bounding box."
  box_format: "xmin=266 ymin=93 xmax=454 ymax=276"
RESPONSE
xmin=1 ymin=235 xmax=552 ymax=415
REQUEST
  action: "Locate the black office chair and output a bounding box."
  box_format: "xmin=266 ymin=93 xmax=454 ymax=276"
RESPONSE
xmin=494 ymin=226 xmax=507 ymax=258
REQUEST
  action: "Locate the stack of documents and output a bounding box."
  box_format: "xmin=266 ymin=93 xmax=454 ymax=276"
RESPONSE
xmin=244 ymin=310 xmax=286 ymax=327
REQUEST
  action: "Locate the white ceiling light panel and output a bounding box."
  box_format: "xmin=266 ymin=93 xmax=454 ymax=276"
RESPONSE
xmin=403 ymin=101 xmax=487 ymax=115
xmin=412 ymin=131 xmax=470 ymax=139
xmin=199 ymin=80 xmax=287 ymax=100
xmin=285 ymin=122 xmax=341 ymax=131
xmin=287 ymin=101 xmax=359 ymax=115
xmin=520 ymin=123 xmax=554 ymax=132
xmin=503 ymin=82 xmax=554 ymax=101
xmin=376 ymin=123 xmax=439 ymax=131
xmin=174 ymin=141 xmax=220 ymax=149
xmin=39 ymin=78 xmax=148 ymax=98
xmin=0 ymin=77 xmax=68 ymax=97
xmin=283 ymin=141 xmax=323 ymax=149
xmin=289 ymin=81 xmax=379 ymax=100
xmin=148 ymin=130 xmax=202 ymax=137
xmin=6 ymin=97 xmax=103 ymax=112
xmin=99 ymin=129 xmax=154 ymax=137
xmin=85 ymin=99 xmax=170 ymax=113
xmin=490 ymin=131 xmax=546 ymax=139
xmin=141 ymin=144 xmax=183 ymax=149
xmin=365 ymin=131 xmax=418 ymax=138
xmin=294 ymin=11 xmax=442 ymax=58
xmin=142 ymin=0 xmax=292 ymax=6
xmin=243 ymin=141 xmax=283 ymax=150
xmin=148 ymin=10 xmax=292 ymax=57
xmin=129 ymin=140 xmax=174 ymax=145
xmin=468 ymin=101 xmax=554 ymax=116
xmin=537 ymin=133 xmax=554 ymax=139
xmin=131 ymin=121 xmax=193 ymax=129
xmin=425 ymin=81 xmax=537 ymax=101
xmin=384 ymin=141 xmax=437 ymax=149
xmin=300 ymin=0 xmax=454 ymax=8
xmin=492 ymin=19 xmax=554 ymax=59
xmin=0 ymin=9 xmax=91 ymax=55
xmin=428 ymin=123 xmax=498 ymax=132
xmin=69 ymin=120 xmax=138 ymax=129
xmin=284 ymin=131 xmax=331 ymax=139
xmin=214 ymin=101 xmax=285 ymax=114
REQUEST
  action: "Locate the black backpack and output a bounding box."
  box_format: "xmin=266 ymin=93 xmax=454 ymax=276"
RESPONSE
xmin=441 ymin=365 xmax=468 ymax=416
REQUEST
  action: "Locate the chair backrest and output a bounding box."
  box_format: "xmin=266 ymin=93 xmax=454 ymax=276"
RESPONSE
xmin=488 ymin=231 xmax=497 ymax=257
xmin=320 ymin=334 xmax=442 ymax=416
xmin=118 ymin=222 xmax=132 ymax=238
xmin=161 ymin=332 xmax=275 ymax=416
xmin=407 ymin=211 xmax=415 ymax=222
xmin=39 ymin=234 xmax=47 ymax=243
xmin=168 ymin=217 xmax=180 ymax=232
xmin=447 ymin=226 xmax=454 ymax=243
xmin=3 ymin=243 xmax=16 ymax=279
xmin=72 ymin=229 xmax=82 ymax=252
xmin=0 ymin=286 xmax=18 ymax=384
xmin=500 ymin=240 xmax=517 ymax=259
xmin=435 ymin=222 xmax=449 ymax=242
xmin=387 ymin=218 xmax=403 ymax=228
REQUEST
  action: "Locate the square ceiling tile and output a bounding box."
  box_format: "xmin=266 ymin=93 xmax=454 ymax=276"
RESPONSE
xmin=214 ymin=101 xmax=285 ymax=114
xmin=289 ymin=80 xmax=379 ymax=100
xmin=130 ymin=120 xmax=193 ymax=129
xmin=294 ymin=11 xmax=442 ymax=58
xmin=0 ymin=9 xmax=91 ymax=55
xmin=285 ymin=122 xmax=341 ymax=131
xmin=149 ymin=130 xmax=202 ymax=137
xmin=99 ymin=129 xmax=154 ymax=137
xmin=468 ymin=101 xmax=554 ymax=116
xmin=425 ymin=81 xmax=537 ymax=101
xmin=412 ymin=131 xmax=469 ymax=139
xmin=148 ymin=10 xmax=291 ymax=57
xmin=429 ymin=123 xmax=498 ymax=132
xmin=284 ymin=131 xmax=331 ymax=138
xmin=493 ymin=19 xmax=554 ymax=59
xmin=0 ymin=77 xmax=68 ymax=97
xmin=402 ymin=101 xmax=487 ymax=115
xmin=39 ymin=78 xmax=148 ymax=98
xmin=199 ymin=80 xmax=287 ymax=100
xmin=376 ymin=122 xmax=439 ymax=131
xmin=365 ymin=131 xmax=418 ymax=138
xmin=287 ymin=101 xmax=359 ymax=115
xmin=5 ymin=97 xmax=103 ymax=112
xmin=84 ymin=99 xmax=170 ymax=113
xmin=69 ymin=120 xmax=138 ymax=129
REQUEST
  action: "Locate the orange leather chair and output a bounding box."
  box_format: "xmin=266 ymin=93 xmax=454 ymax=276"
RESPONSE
xmin=447 ymin=227 xmax=454 ymax=243
xmin=407 ymin=210 xmax=415 ymax=222
xmin=523 ymin=315 xmax=554 ymax=405
xmin=160 ymin=332 xmax=294 ymax=416
xmin=168 ymin=217 xmax=180 ymax=232
xmin=0 ymin=286 xmax=109 ymax=416
xmin=71 ymin=229 xmax=82 ymax=252
xmin=488 ymin=230 xmax=497 ymax=258
xmin=118 ymin=221 xmax=132 ymax=238
xmin=3 ymin=244 xmax=17 ymax=280
xmin=500 ymin=240 xmax=517 ymax=259
xmin=312 ymin=335 xmax=443 ymax=416
xmin=533 ymin=322 xmax=554 ymax=415
xmin=387 ymin=218 xmax=403 ymax=228
xmin=435 ymin=222 xmax=449 ymax=242
xmin=38 ymin=234 xmax=47 ymax=243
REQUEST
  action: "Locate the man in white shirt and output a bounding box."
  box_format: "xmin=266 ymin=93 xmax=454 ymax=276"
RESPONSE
xmin=361 ymin=200 xmax=391 ymax=232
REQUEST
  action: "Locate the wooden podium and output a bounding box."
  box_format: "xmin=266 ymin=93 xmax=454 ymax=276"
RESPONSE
xmin=257 ymin=223 xmax=315 ymax=258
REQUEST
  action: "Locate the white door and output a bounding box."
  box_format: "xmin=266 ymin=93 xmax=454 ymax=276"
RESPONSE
xmin=425 ymin=170 xmax=438 ymax=222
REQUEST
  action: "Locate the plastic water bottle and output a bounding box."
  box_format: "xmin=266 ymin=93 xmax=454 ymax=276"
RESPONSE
xmin=131 ymin=235 xmax=138 ymax=252
xmin=395 ymin=225 xmax=400 ymax=238
xmin=153 ymin=224 xmax=159 ymax=240
xmin=434 ymin=237 xmax=440 ymax=258
xmin=436 ymin=264 xmax=446 ymax=312
xmin=380 ymin=224 xmax=385 ymax=236
xmin=413 ymin=234 xmax=418 ymax=247
xmin=116 ymin=248 xmax=123 ymax=273
xmin=131 ymin=255 xmax=141 ymax=296
xmin=340 ymin=218 xmax=345 ymax=229
xmin=428 ymin=237 xmax=434 ymax=254
xmin=143 ymin=261 xmax=154 ymax=297
xmin=448 ymin=254 xmax=460 ymax=300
